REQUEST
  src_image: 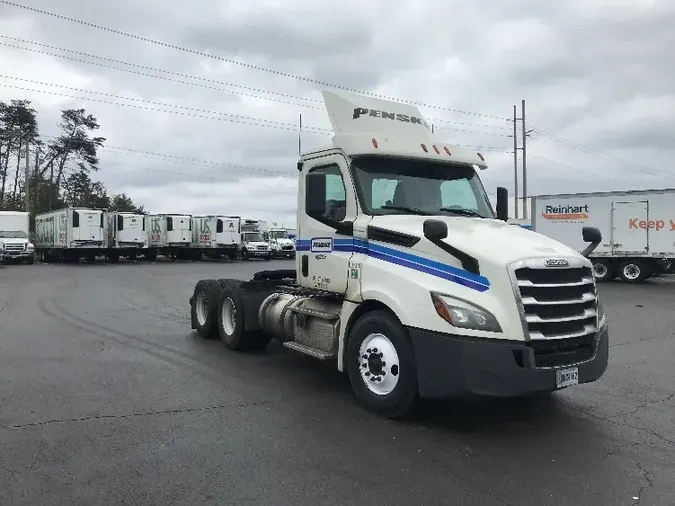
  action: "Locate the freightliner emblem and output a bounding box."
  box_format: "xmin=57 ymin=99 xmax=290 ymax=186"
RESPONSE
xmin=544 ymin=258 xmax=569 ymax=267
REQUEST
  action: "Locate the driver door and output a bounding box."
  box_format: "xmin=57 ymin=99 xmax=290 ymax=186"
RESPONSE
xmin=298 ymin=153 xmax=357 ymax=294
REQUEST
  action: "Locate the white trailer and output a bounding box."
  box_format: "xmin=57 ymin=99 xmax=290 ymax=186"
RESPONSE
xmin=531 ymin=189 xmax=675 ymax=283
xmin=35 ymin=207 xmax=106 ymax=263
xmin=106 ymin=211 xmax=149 ymax=262
xmin=0 ymin=211 xmax=34 ymax=264
xmin=239 ymin=219 xmax=272 ymax=261
xmin=145 ymin=213 xmax=192 ymax=260
xmin=191 ymin=215 xmax=240 ymax=260
xmin=188 ymin=90 xmax=609 ymax=419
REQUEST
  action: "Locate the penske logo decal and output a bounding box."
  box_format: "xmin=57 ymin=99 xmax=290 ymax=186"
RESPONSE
xmin=541 ymin=203 xmax=589 ymax=221
xmin=352 ymin=107 xmax=430 ymax=128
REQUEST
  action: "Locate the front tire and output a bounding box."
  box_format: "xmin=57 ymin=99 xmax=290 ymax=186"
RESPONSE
xmin=346 ymin=310 xmax=418 ymax=418
xmin=592 ymin=259 xmax=615 ymax=282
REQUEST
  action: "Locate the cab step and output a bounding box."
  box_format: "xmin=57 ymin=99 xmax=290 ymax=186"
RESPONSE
xmin=283 ymin=341 xmax=335 ymax=360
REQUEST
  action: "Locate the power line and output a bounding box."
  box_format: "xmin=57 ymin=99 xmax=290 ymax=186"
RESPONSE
xmin=0 ymin=38 xmax=514 ymax=131
xmin=0 ymin=1 xmax=510 ymax=121
xmin=529 ymin=153 xmax=636 ymax=185
xmin=0 ymin=38 xmax=322 ymax=109
xmin=0 ymin=79 xmax=331 ymax=133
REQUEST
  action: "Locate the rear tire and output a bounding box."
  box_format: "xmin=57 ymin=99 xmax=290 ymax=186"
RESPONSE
xmin=191 ymin=279 xmax=222 ymax=339
xmin=346 ymin=310 xmax=419 ymax=419
xmin=217 ymin=281 xmax=272 ymax=351
xmin=618 ymin=259 xmax=648 ymax=284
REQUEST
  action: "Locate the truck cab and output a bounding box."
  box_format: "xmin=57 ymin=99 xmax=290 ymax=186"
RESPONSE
xmin=239 ymin=220 xmax=271 ymax=261
xmin=264 ymin=227 xmax=296 ymax=259
xmin=0 ymin=210 xmax=34 ymax=264
xmin=189 ymin=91 xmax=609 ymax=418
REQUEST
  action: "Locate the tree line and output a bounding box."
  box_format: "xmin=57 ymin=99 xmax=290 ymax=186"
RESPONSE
xmin=0 ymin=98 xmax=146 ymax=221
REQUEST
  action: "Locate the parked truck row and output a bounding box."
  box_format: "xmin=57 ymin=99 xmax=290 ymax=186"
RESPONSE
xmin=507 ymin=189 xmax=675 ymax=283
xmin=0 ymin=209 xmax=296 ymax=264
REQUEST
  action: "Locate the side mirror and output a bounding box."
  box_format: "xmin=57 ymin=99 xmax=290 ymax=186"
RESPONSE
xmin=423 ymin=219 xmax=448 ymax=241
xmin=580 ymin=226 xmax=602 ymax=258
xmin=496 ymin=186 xmax=508 ymax=221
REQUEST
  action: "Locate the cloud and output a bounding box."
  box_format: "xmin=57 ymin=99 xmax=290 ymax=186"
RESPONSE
xmin=1 ymin=0 xmax=674 ymax=227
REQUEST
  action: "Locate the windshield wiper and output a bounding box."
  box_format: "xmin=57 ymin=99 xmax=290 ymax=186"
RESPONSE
xmin=381 ymin=205 xmax=430 ymax=215
xmin=439 ymin=208 xmax=485 ymax=218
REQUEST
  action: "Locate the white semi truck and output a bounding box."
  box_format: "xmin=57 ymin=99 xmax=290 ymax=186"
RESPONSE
xmin=513 ymin=190 xmax=675 ymax=283
xmin=35 ymin=207 xmax=106 ymax=263
xmin=191 ymin=215 xmax=240 ymax=260
xmin=239 ymin=219 xmax=272 ymax=260
xmin=188 ymin=91 xmax=609 ymax=418
xmin=0 ymin=211 xmax=34 ymax=264
xmin=145 ymin=213 xmax=192 ymax=260
xmin=261 ymin=223 xmax=296 ymax=259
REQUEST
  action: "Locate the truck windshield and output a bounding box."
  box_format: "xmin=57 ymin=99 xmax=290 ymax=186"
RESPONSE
xmin=243 ymin=232 xmax=263 ymax=242
xmin=351 ymin=156 xmax=495 ymax=218
xmin=0 ymin=230 xmax=27 ymax=238
xmin=269 ymin=230 xmax=288 ymax=239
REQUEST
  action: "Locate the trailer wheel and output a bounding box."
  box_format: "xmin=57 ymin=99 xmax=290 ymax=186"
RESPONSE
xmin=618 ymin=259 xmax=648 ymax=284
xmin=217 ymin=281 xmax=271 ymax=351
xmin=592 ymin=259 xmax=615 ymax=282
xmin=346 ymin=310 xmax=418 ymax=419
xmin=191 ymin=279 xmax=222 ymax=339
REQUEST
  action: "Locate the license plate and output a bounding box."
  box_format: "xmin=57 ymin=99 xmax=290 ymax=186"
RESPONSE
xmin=556 ymin=367 xmax=579 ymax=388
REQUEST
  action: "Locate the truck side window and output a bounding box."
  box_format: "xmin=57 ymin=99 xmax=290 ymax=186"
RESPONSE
xmin=117 ymin=215 xmax=124 ymax=231
xmin=72 ymin=211 xmax=79 ymax=228
xmin=167 ymin=217 xmax=173 ymax=231
xmin=216 ymin=219 xmax=223 ymax=233
xmin=306 ymin=164 xmax=346 ymax=222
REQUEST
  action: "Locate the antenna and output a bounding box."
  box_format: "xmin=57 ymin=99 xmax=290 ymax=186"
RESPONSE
xmin=298 ymin=113 xmax=302 ymax=155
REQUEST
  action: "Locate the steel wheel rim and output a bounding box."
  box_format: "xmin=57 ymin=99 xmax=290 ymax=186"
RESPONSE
xmin=623 ymin=264 xmax=640 ymax=280
xmin=593 ymin=263 xmax=608 ymax=278
xmin=221 ymin=297 xmax=236 ymax=335
xmin=195 ymin=291 xmax=208 ymax=326
xmin=358 ymin=332 xmax=400 ymax=396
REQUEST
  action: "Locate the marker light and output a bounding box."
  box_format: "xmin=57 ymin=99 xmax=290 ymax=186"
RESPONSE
xmin=372 ymin=138 xmax=378 ymax=148
xmin=444 ymin=146 xmax=452 ymax=156
xmin=421 ymin=143 xmax=428 ymax=152
xmin=432 ymin=145 xmax=440 ymax=154
xmin=477 ymin=152 xmax=485 ymax=161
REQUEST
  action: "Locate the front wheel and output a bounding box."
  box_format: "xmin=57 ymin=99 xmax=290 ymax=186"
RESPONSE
xmin=346 ymin=310 xmax=418 ymax=418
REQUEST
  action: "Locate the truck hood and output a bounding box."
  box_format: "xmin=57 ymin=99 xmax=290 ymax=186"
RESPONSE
xmin=244 ymin=241 xmax=268 ymax=248
xmin=0 ymin=238 xmax=29 ymax=246
xmin=274 ymin=238 xmax=294 ymax=247
xmin=369 ymin=215 xmax=585 ymax=264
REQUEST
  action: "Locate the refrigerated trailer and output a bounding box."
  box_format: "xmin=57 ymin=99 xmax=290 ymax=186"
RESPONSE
xmin=531 ymin=188 xmax=675 ymax=283
xmin=145 ymin=214 xmax=192 ymax=260
xmin=191 ymin=215 xmax=240 ymax=260
xmin=35 ymin=208 xmax=106 ymax=262
xmin=106 ymin=212 xmax=148 ymax=262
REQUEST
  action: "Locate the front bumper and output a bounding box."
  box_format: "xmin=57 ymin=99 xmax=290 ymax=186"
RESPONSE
xmin=409 ymin=326 xmax=609 ymax=399
xmin=3 ymin=251 xmax=34 ymax=260
xmin=244 ymin=249 xmax=270 ymax=257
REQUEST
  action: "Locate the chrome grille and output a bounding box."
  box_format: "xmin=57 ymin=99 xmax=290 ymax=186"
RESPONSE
xmin=5 ymin=243 xmax=24 ymax=252
xmin=512 ymin=259 xmax=598 ymax=368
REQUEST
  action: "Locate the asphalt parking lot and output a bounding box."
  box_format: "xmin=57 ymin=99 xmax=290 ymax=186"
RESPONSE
xmin=0 ymin=260 xmax=673 ymax=506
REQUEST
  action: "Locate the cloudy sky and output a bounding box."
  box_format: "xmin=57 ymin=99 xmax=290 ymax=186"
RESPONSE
xmin=1 ymin=0 xmax=674 ymax=226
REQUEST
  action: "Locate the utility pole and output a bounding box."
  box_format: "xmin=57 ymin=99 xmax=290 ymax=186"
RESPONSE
xmin=509 ymin=100 xmax=532 ymax=220
xmin=512 ymin=105 xmax=519 ymax=219
xmin=24 ymin=135 xmax=30 ymax=214
xmin=521 ymin=99 xmax=527 ymax=219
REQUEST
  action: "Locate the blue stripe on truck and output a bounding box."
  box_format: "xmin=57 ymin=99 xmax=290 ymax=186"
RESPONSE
xmin=296 ymin=238 xmax=490 ymax=292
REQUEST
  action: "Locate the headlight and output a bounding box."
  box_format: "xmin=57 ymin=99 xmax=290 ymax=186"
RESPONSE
xmin=596 ymin=296 xmax=606 ymax=328
xmin=26 ymin=243 xmax=34 ymax=250
xmin=430 ymin=292 xmax=502 ymax=332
